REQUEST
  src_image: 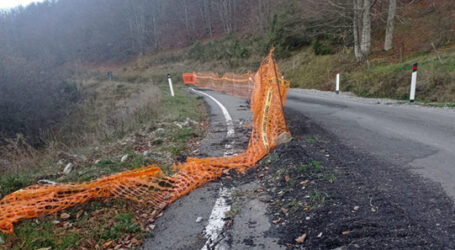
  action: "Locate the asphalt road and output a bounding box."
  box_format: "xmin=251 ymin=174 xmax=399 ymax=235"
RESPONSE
xmin=286 ymin=89 xmax=455 ymax=199
xmin=144 ymin=89 xmax=282 ymax=249
xmin=145 ymin=87 xmax=455 ymax=249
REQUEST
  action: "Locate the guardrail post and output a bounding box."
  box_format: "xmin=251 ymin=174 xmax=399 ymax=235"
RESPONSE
xmin=168 ymin=73 xmax=175 ymax=97
xmin=410 ymin=63 xmax=418 ymax=102
xmin=336 ymin=70 xmax=340 ymax=95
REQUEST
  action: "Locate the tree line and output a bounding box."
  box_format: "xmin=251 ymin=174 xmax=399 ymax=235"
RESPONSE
xmin=1 ymin=0 xmax=452 ymax=145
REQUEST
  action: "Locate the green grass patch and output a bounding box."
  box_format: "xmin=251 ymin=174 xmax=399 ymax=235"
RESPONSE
xmin=100 ymin=213 xmax=140 ymax=240
xmin=310 ymin=190 xmax=328 ymax=209
xmin=280 ymin=46 xmax=455 ymax=103
xmin=311 ymin=160 xmax=322 ymax=171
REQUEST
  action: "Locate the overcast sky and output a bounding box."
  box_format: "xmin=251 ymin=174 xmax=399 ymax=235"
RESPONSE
xmin=0 ymin=0 xmax=45 ymax=9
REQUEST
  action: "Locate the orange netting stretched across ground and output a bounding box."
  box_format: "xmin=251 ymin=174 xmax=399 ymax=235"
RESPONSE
xmin=0 ymin=49 xmax=291 ymax=234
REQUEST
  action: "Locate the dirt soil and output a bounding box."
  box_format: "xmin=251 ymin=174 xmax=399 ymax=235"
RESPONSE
xmin=226 ymin=107 xmax=455 ymax=249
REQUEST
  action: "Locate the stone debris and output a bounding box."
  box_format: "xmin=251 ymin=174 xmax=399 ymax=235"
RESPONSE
xmin=63 ymin=163 xmax=74 ymax=175
xmin=295 ymin=233 xmax=307 ymax=244
xmin=37 ymin=180 xmax=57 ymax=185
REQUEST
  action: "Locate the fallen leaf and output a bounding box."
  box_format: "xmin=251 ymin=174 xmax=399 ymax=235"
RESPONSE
xmin=285 ymin=176 xmax=290 ymax=182
xmin=226 ymin=220 xmax=233 ymax=227
xmin=272 ymin=218 xmax=282 ymax=224
xmin=76 ymin=210 xmax=84 ymax=219
xmin=342 ymin=230 xmax=352 ymax=235
xmin=150 ymin=210 xmax=157 ymax=217
xmin=295 ymin=233 xmax=307 ymax=244
xmin=300 ymin=180 xmax=309 ymax=186
xmin=281 ymin=208 xmax=289 ymax=214
xmin=354 ymin=206 xmax=360 ymax=211
xmin=60 ymin=213 xmax=70 ymax=220
xmin=103 ymin=241 xmax=113 ymax=248
xmin=257 ymin=173 xmax=264 ymax=178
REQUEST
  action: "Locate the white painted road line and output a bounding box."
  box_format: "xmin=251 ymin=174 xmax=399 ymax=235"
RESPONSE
xmin=189 ymin=87 xmax=233 ymax=250
xmin=201 ymin=187 xmax=232 ymax=250
xmin=189 ymin=88 xmax=234 ymax=137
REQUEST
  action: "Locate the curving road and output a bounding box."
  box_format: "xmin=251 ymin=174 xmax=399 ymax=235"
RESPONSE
xmin=145 ymin=87 xmax=455 ymax=249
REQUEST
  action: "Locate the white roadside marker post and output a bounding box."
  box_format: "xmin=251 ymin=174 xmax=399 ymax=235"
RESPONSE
xmin=336 ymin=69 xmax=340 ymax=95
xmin=168 ymin=73 xmax=175 ymax=97
xmin=410 ymin=63 xmax=418 ymax=103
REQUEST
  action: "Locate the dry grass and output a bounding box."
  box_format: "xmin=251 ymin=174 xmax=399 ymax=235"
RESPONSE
xmin=55 ymin=78 xmax=161 ymax=146
xmin=0 ymin=66 xmax=182 ymax=188
xmin=0 ymin=63 xmax=208 ymax=248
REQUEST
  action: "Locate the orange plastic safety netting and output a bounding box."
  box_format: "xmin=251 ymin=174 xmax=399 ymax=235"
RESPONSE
xmin=0 ymin=49 xmax=291 ymax=234
xmin=183 ymin=71 xmax=255 ymax=98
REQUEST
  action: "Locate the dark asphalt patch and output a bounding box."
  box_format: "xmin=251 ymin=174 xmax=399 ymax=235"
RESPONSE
xmin=251 ymin=107 xmax=455 ymax=249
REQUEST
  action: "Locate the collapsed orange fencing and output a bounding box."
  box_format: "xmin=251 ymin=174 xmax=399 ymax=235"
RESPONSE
xmin=0 ymin=49 xmax=291 ymax=234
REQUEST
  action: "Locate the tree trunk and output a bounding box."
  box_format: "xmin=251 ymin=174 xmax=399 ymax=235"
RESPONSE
xmin=256 ymin=0 xmax=272 ymax=32
xmin=353 ymin=0 xmax=363 ymax=61
xmin=183 ymin=0 xmax=192 ymax=41
xmin=384 ymin=0 xmax=396 ymax=51
xmin=200 ymin=0 xmax=213 ymax=37
xmin=360 ymin=0 xmax=371 ymax=57
xmin=216 ymin=0 xmax=233 ymax=34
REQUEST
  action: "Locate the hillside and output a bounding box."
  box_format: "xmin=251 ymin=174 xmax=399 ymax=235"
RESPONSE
xmin=133 ymin=0 xmax=455 ymax=104
xmin=1 ymin=0 xmax=454 ymax=145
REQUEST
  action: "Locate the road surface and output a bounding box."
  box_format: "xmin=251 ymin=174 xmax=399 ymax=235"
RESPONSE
xmin=286 ymin=89 xmax=455 ymax=199
xmin=144 ymin=89 xmax=282 ymax=249
xmin=145 ymin=88 xmax=455 ymax=249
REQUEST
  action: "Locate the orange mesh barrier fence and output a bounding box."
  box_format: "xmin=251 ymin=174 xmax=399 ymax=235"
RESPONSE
xmin=182 ymin=73 xmax=195 ymax=85
xmin=184 ymin=71 xmax=254 ymax=99
xmin=0 ymin=49 xmax=291 ymax=234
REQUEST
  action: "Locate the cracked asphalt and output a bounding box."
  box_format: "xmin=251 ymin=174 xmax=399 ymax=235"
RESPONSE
xmin=144 ymin=88 xmax=455 ymax=249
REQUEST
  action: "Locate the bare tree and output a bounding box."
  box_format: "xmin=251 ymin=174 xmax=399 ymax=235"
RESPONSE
xmin=215 ymin=0 xmax=234 ymax=34
xmin=127 ymin=0 xmax=147 ymax=55
xmin=384 ymin=0 xmax=396 ymax=51
xmin=360 ymin=0 xmax=372 ymax=57
xmin=253 ymin=0 xmax=273 ymax=32
xmin=200 ymin=0 xmax=214 ymax=37
xmin=353 ymin=0 xmax=374 ymax=61
xmin=353 ymin=0 xmax=362 ymax=60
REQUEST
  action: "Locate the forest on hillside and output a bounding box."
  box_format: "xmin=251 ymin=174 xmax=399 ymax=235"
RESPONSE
xmin=1 ymin=0 xmax=454 ymax=145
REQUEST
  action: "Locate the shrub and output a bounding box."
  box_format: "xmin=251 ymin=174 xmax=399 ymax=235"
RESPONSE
xmin=312 ymin=39 xmax=333 ymax=55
